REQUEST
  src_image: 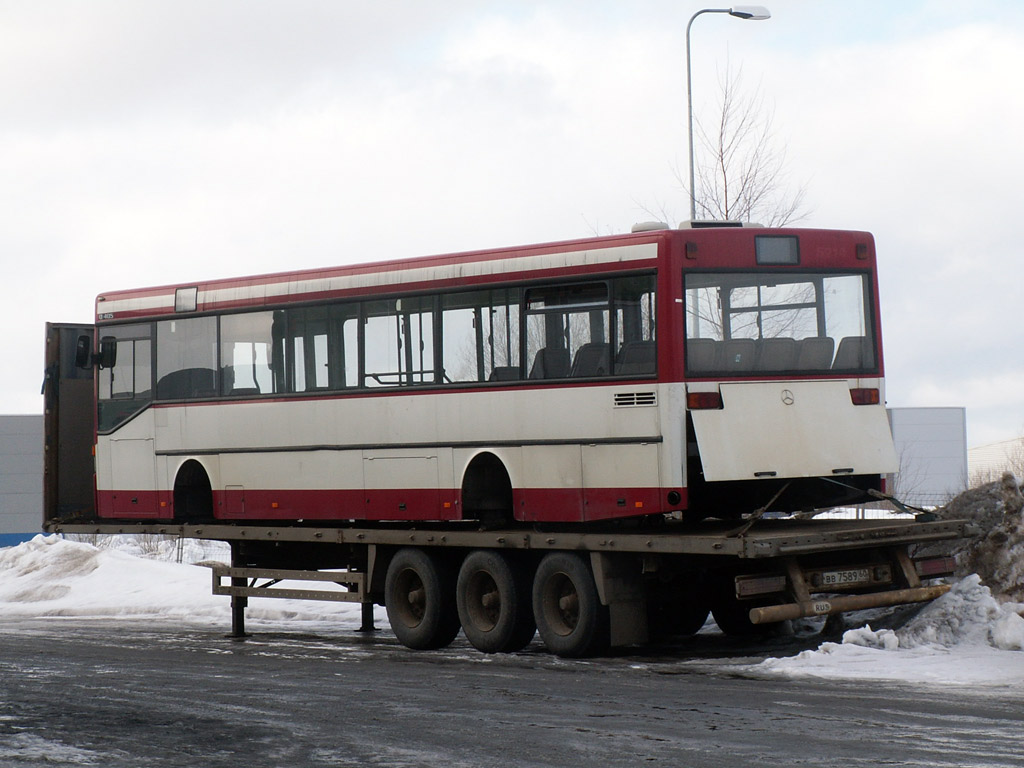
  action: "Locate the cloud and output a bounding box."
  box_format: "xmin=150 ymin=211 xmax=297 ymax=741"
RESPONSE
xmin=753 ymin=16 xmax=1024 ymax=445
xmin=2 ymin=1 xmax=1022 ymax=448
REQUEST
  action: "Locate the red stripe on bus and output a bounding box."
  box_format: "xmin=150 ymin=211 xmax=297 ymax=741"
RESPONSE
xmin=95 ymin=486 xmax=684 ymax=523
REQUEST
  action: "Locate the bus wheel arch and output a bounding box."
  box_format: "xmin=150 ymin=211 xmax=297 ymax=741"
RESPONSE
xmin=172 ymin=459 xmax=214 ymax=522
xmin=460 ymin=451 xmax=514 ymax=526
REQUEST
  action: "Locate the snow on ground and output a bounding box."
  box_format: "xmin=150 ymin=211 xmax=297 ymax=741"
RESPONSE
xmin=0 ymin=534 xmax=369 ymax=630
xmin=752 ymin=575 xmax=1024 ymax=688
xmin=2 ymin=534 xmax=1023 ymax=688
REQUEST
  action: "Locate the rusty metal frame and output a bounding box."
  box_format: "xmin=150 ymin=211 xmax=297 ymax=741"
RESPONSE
xmin=211 ymin=565 xmax=367 ymax=603
xmin=44 ymin=517 xmax=968 ymax=560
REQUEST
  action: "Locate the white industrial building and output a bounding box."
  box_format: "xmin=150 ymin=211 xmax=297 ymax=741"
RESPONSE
xmin=887 ymin=407 xmax=968 ymax=508
xmin=968 ymin=436 xmax=1024 ymax=485
xmin=0 ymin=415 xmax=42 ymax=546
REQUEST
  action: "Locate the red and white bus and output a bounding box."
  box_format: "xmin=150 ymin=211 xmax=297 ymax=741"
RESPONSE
xmin=84 ymin=223 xmax=897 ymax=526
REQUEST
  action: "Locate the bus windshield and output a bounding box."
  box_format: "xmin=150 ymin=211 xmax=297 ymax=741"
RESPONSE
xmin=684 ymin=271 xmax=876 ymax=375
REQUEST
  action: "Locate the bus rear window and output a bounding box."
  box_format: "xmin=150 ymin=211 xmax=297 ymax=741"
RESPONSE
xmin=684 ymin=271 xmax=876 ymax=375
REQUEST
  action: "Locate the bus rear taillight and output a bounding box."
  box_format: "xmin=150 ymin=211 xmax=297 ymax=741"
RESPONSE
xmin=687 ymin=392 xmax=723 ymax=410
xmin=849 ymin=388 xmax=880 ymax=405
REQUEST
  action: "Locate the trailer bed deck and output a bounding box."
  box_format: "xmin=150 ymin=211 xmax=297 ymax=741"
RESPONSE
xmin=43 ymin=516 xmax=968 ymax=559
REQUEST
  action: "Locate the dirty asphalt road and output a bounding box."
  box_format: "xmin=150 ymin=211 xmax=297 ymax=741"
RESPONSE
xmin=1 ymin=620 xmax=1021 ymax=767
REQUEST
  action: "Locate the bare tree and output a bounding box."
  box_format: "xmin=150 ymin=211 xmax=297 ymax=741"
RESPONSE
xmin=643 ymin=62 xmax=810 ymax=227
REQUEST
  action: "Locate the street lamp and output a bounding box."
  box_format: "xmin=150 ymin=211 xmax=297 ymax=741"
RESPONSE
xmin=685 ymin=6 xmax=771 ymax=220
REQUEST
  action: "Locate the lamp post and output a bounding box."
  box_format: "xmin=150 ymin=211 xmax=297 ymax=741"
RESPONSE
xmin=685 ymin=6 xmax=771 ymax=221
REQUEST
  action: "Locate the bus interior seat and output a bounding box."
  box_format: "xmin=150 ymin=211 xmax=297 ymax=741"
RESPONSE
xmin=570 ymin=343 xmax=610 ymax=377
xmin=796 ymin=337 xmax=835 ymax=370
xmin=615 ymin=340 xmax=656 ymax=375
xmin=156 ymin=367 xmax=218 ymax=400
xmin=528 ymin=347 xmax=570 ymax=379
xmin=832 ymin=335 xmax=874 ymax=370
xmin=488 ymin=366 xmax=520 ymax=382
xmin=756 ymin=337 xmax=799 ymax=371
xmin=686 ymin=339 xmax=718 ymax=372
xmin=719 ymin=339 xmax=756 ymax=372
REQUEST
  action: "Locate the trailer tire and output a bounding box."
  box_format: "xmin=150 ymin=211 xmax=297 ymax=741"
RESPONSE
xmin=456 ymin=551 xmax=536 ymax=654
xmin=710 ymin=579 xmax=782 ymax=637
xmin=385 ymin=548 xmax=461 ymax=651
xmin=532 ymin=552 xmax=608 ymax=658
xmin=649 ymin=587 xmax=711 ymax=638
xmin=711 ymin=601 xmax=779 ymax=636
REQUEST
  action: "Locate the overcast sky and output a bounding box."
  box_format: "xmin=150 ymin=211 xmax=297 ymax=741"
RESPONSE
xmin=3 ymin=0 xmax=1022 ymax=448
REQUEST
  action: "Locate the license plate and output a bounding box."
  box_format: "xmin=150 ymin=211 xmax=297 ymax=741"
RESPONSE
xmin=821 ymin=568 xmax=871 ymax=586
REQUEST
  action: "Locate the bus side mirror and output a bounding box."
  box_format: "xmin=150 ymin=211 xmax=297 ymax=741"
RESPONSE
xmin=74 ymin=334 xmax=118 ymax=369
xmin=74 ymin=335 xmax=92 ymax=369
xmin=98 ymin=337 xmax=117 ymax=369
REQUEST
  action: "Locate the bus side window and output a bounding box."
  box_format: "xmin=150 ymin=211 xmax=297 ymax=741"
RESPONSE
xmin=341 ymin=312 xmax=358 ymax=387
xmin=441 ymin=288 xmax=521 ymax=383
xmin=613 ymin=275 xmax=656 ymax=376
xmin=281 ymin=306 xmax=348 ymax=393
xmin=525 ymin=282 xmax=609 ymax=381
xmin=362 ymin=297 xmax=435 ymax=387
xmin=220 ymin=311 xmax=274 ymax=396
xmin=156 ymin=317 xmax=218 ymax=400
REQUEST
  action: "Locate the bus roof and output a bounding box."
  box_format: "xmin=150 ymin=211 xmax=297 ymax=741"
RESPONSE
xmin=95 ymin=227 xmax=874 ymax=322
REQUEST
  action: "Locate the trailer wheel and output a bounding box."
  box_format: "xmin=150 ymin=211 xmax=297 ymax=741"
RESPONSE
xmin=648 ymin=584 xmax=711 ymax=638
xmin=385 ymin=548 xmax=461 ymax=650
xmin=532 ymin=552 xmax=608 ymax=658
xmin=710 ymin=579 xmax=781 ymax=637
xmin=711 ymin=600 xmax=778 ymax=636
xmin=456 ymin=551 xmax=536 ymax=654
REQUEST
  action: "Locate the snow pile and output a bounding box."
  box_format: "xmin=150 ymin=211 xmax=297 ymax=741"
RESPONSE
xmin=66 ymin=532 xmax=230 ymax=566
xmin=756 ymin=576 xmax=1024 ymax=686
xmin=840 ymin=575 xmax=1024 ymax=652
xmin=0 ymin=534 xmax=366 ymax=627
xmin=896 ymin=574 xmax=1024 ymax=651
xmin=938 ymin=471 xmax=1024 ymax=602
xmin=840 ymin=625 xmax=899 ymax=650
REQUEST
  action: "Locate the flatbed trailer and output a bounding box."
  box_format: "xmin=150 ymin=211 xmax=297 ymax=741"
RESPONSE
xmin=43 ymin=515 xmax=966 ymax=656
xmin=42 ymin=223 xmax=969 ymax=657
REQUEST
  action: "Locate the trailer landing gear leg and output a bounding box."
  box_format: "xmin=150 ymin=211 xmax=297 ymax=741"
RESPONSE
xmin=230 ymin=593 xmax=249 ymax=639
xmin=229 ymin=542 xmax=250 ymax=640
xmin=358 ymin=602 xmax=377 ymax=633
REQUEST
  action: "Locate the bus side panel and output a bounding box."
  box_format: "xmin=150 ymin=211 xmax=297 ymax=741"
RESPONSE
xmin=518 ymin=444 xmax=584 ymax=522
xmin=582 ymin=443 xmax=662 ymax=521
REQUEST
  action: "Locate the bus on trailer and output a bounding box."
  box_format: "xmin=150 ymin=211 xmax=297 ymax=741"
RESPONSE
xmin=46 ymin=223 xmax=962 ymax=658
xmin=77 ymin=224 xmax=895 ymax=526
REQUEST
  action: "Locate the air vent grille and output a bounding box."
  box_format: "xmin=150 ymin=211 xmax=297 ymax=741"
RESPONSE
xmin=614 ymin=392 xmax=657 ymax=408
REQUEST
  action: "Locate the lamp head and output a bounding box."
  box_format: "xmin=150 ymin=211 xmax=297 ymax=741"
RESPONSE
xmin=728 ymin=6 xmax=771 ymax=20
